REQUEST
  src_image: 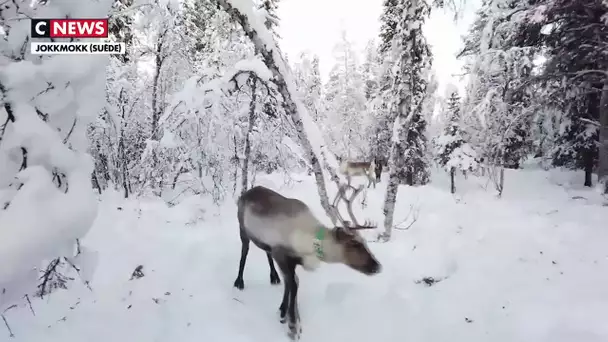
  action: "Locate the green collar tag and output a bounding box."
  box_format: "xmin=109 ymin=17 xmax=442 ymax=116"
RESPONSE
xmin=313 ymin=227 xmax=325 ymax=259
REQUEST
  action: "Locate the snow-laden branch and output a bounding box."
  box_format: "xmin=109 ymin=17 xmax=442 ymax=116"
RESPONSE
xmin=0 ymin=0 xmax=110 ymax=312
xmin=213 ymin=0 xmax=347 ymax=218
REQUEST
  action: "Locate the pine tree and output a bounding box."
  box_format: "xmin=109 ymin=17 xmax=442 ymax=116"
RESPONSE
xmin=258 ymin=0 xmax=281 ymax=40
xmin=372 ymin=0 xmax=407 ymax=172
xmin=362 ymin=39 xmax=380 ymax=101
xmin=323 ymin=31 xmax=368 ymax=158
xmin=183 ymin=0 xmax=218 ymax=67
xmin=459 ymin=0 xmax=537 ymax=174
xmin=183 ymin=0 xmax=251 ymax=77
xmin=539 ymin=0 xmax=608 ymax=188
xmin=433 ymin=89 xmax=478 ymax=193
xmin=109 ymin=0 xmax=134 ymax=63
xmin=293 ymin=51 xmax=322 ymax=122
xmin=436 ymin=91 xmax=464 ymax=166
xmin=387 ymin=4 xmax=431 ymax=186
xmin=378 ymin=0 xmax=403 ymax=55
xmin=500 ymin=0 xmax=608 ymax=189
xmin=379 ymin=0 xmax=433 ymax=241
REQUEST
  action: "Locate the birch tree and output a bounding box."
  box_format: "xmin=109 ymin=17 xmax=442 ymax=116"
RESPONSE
xmin=324 ymin=31 xmax=368 ymax=158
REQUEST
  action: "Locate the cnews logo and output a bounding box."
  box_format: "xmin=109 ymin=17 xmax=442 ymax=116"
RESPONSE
xmin=31 ymin=18 xmax=109 ymax=39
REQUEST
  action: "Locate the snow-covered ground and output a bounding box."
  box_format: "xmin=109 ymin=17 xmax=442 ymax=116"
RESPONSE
xmin=3 ymin=164 xmax=608 ymax=342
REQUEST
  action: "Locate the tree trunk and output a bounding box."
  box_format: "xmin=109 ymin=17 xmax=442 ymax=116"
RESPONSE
xmin=598 ymin=77 xmax=608 ymax=194
xmin=171 ymin=167 xmax=187 ymax=190
xmin=149 ymin=37 xmax=164 ymax=196
xmin=380 ymin=110 xmax=412 ymax=241
xmin=380 ymin=175 xmax=398 ymax=242
xmin=150 ymin=40 xmax=164 ymax=142
xmin=450 ymin=167 xmax=455 ymax=194
xmin=583 ymin=148 xmax=594 ymax=187
xmin=498 ymin=167 xmax=504 ymax=197
xmin=241 ymin=77 xmax=257 ymax=195
xmin=118 ymin=91 xmax=129 ymax=198
xmin=92 ymin=172 xmax=102 ymax=195
xmin=232 ymin=136 xmax=239 ymax=195
xmin=121 ymin=159 xmax=129 ymax=198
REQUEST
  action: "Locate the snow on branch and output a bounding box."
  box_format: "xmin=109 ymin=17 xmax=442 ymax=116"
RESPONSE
xmin=232 ymin=57 xmax=273 ymax=81
xmin=0 ymin=0 xmax=110 ymax=313
xmin=213 ymin=0 xmax=349 ymax=218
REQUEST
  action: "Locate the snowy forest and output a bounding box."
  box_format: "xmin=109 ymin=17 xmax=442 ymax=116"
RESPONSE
xmin=1 ymin=0 xmax=607 ymax=340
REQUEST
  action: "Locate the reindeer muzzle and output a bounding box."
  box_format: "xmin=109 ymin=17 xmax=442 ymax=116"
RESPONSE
xmin=363 ymin=259 xmax=381 ymax=275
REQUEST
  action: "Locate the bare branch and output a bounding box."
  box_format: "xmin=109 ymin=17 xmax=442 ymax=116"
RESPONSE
xmin=24 ymin=294 xmax=35 ymax=316
xmin=63 ymin=117 xmax=78 ymax=144
xmin=394 ymin=204 xmax=420 ymax=230
xmin=571 ymin=70 xmax=608 ymax=80
xmin=1 ymin=314 xmax=14 ymax=338
xmin=577 ymin=117 xmax=600 ymax=127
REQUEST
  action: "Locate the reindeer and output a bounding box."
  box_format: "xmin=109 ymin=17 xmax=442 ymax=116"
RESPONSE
xmin=233 ymin=184 xmax=381 ymax=340
xmin=373 ymin=156 xmax=388 ymax=183
xmin=337 ymin=156 xmax=377 ymax=188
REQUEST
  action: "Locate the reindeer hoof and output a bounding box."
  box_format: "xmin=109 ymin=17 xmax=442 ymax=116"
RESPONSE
xmin=270 ymin=273 xmax=281 ymax=285
xmin=278 ymin=306 xmax=287 ymax=323
xmin=287 ymin=322 xmax=301 ymax=340
xmin=233 ymin=278 xmax=244 ymax=290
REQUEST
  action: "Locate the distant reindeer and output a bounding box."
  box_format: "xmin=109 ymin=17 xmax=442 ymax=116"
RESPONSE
xmin=373 ymin=156 xmax=388 ymax=183
xmin=373 ymin=157 xmax=382 ymax=182
xmin=233 ymin=184 xmax=381 ymax=340
xmin=337 ymin=156 xmax=377 ymax=188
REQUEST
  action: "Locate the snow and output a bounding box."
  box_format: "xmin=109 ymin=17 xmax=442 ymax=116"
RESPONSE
xmin=444 ymin=82 xmax=459 ymax=99
xmin=529 ymin=5 xmax=547 ymax=24
xmin=233 ymin=57 xmax=274 ymax=81
xmin=3 ymin=167 xmax=608 ymax=341
xmin=0 ymin=0 xmax=111 ymax=313
xmin=159 ymin=130 xmax=179 ymax=148
xmin=446 ymin=143 xmax=479 ymax=171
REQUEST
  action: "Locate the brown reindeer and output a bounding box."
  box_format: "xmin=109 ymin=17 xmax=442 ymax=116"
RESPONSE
xmin=233 ymin=184 xmax=380 ymax=340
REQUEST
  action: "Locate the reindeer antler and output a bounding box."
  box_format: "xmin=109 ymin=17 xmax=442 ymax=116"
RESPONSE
xmin=329 ymin=183 xmax=377 ymax=230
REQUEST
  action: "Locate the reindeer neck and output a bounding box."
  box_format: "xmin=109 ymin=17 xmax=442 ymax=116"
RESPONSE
xmin=312 ymin=226 xmax=342 ymax=263
xmin=312 ymin=226 xmax=327 ymax=260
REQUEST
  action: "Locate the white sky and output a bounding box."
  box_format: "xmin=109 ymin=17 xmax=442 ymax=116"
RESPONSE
xmin=278 ymin=0 xmax=482 ymax=96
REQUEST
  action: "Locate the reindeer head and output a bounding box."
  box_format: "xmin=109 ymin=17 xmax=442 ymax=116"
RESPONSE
xmin=332 ymin=226 xmax=381 ymax=275
xmin=328 ymin=184 xmax=381 ymax=275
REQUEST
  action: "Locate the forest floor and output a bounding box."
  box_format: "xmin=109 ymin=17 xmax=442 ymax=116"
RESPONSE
xmin=3 ymin=162 xmax=608 ymax=342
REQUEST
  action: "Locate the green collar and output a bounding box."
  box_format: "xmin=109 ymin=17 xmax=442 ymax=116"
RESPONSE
xmin=313 ymin=227 xmax=325 ymax=259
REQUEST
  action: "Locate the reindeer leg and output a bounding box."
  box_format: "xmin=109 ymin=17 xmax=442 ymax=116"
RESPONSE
xmin=286 ymin=259 xmax=301 ymax=340
xmin=273 ymin=253 xmax=290 ymax=323
xmin=276 ymin=256 xmax=301 ymax=339
xmin=267 ymin=252 xmax=281 ymax=285
xmin=278 ymin=279 xmax=289 ymax=323
xmin=233 ymin=230 xmax=250 ymax=290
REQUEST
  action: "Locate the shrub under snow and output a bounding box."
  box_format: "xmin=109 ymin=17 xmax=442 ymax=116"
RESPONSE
xmin=0 ymin=0 xmax=112 ymax=311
